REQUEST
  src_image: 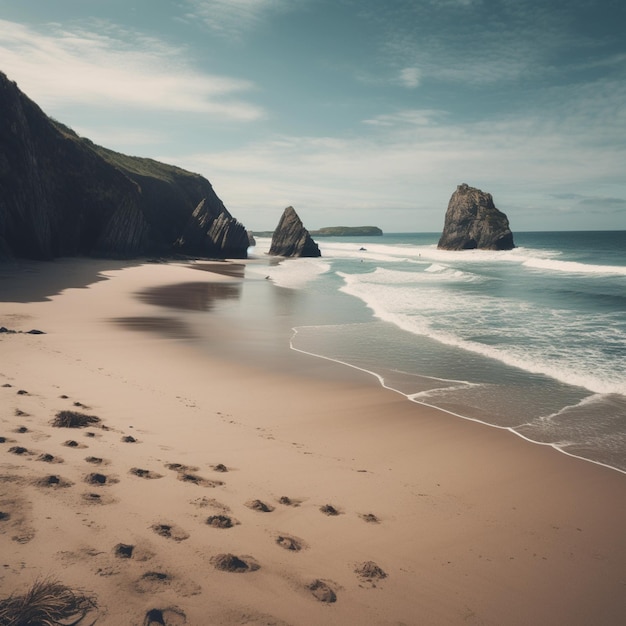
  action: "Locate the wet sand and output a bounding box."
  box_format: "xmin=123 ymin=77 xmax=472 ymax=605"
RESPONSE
xmin=1 ymin=259 xmax=625 ymax=625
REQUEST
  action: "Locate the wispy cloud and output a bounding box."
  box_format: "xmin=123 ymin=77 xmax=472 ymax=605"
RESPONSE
xmin=363 ymin=109 xmax=444 ymax=127
xmin=397 ymin=67 xmax=421 ymax=88
xmin=369 ymin=0 xmax=622 ymax=89
xmin=183 ymin=0 xmax=302 ymax=38
xmin=0 ymin=19 xmax=264 ymax=120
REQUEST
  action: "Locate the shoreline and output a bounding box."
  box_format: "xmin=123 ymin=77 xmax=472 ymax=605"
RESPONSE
xmin=290 ymin=334 xmax=626 ymax=476
xmin=1 ymin=258 xmax=626 ymax=625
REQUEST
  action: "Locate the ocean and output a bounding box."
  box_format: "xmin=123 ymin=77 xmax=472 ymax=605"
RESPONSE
xmin=247 ymin=231 xmax=626 ymax=474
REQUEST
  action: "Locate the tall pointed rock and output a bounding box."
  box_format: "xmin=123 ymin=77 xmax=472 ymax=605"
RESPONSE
xmin=438 ymin=184 xmax=515 ymax=250
xmin=269 ymin=206 xmax=321 ymax=257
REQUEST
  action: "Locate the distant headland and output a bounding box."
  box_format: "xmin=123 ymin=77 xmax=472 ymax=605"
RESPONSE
xmin=253 ymin=226 xmax=383 ymax=238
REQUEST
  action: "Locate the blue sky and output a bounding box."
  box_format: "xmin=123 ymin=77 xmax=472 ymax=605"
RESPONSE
xmin=0 ymin=0 xmax=624 ymax=232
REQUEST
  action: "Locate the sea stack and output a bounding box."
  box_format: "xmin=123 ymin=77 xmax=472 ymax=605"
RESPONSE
xmin=437 ymin=184 xmax=515 ymax=251
xmin=269 ymin=206 xmax=321 ymax=257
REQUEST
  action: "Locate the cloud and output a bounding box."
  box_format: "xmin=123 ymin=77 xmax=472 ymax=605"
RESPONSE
xmin=398 ymin=67 xmax=421 ymax=88
xmin=0 ymin=19 xmax=264 ymax=120
xmin=575 ymin=196 xmax=626 ymax=213
xmin=369 ymin=1 xmax=621 ymax=89
xmin=363 ymin=109 xmax=444 ymax=127
xmin=183 ymin=0 xmax=302 ymax=38
xmin=172 ymin=75 xmax=626 ymax=231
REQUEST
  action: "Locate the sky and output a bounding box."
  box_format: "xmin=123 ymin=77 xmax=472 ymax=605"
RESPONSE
xmin=0 ymin=0 xmax=625 ymax=232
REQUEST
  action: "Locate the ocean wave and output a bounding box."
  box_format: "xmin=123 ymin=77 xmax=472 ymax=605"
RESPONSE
xmin=337 ymin=274 xmax=626 ymax=396
xmin=523 ymin=257 xmax=626 ymax=276
xmin=337 ymin=265 xmax=482 ymax=285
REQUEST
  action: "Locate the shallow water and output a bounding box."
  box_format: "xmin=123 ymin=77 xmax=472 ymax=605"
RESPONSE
xmin=250 ymin=231 xmax=626 ymax=473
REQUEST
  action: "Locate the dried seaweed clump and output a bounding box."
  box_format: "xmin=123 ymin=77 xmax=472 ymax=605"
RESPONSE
xmin=51 ymin=411 xmax=101 ymax=429
xmin=0 ymin=578 xmax=97 ymax=625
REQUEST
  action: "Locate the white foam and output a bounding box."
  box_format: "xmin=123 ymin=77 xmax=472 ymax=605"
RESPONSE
xmin=523 ymin=257 xmax=626 ymax=276
xmin=262 ymin=258 xmax=331 ymax=289
xmin=319 ymin=239 xmax=626 ymax=278
xmin=337 ymin=272 xmax=626 ymax=396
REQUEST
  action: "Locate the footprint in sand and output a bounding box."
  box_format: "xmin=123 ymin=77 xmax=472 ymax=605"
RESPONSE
xmin=210 ymin=553 xmax=260 ymax=573
xmin=114 ymin=543 xmax=135 ymax=559
xmin=134 ymin=571 xmax=170 ymax=593
xmin=354 ymin=560 xmax=388 ymax=586
xmin=308 ymin=579 xmax=337 ymax=603
xmin=63 ymin=440 xmax=88 ymax=449
xmin=245 ymin=499 xmax=274 ymax=513
xmin=205 ymin=514 xmax=238 ymax=529
xmin=151 ymin=523 xmax=190 ymax=542
xmin=278 ymin=496 xmax=302 ymax=507
xmin=134 ymin=570 xmax=200 ymax=596
xmin=81 ymin=492 xmax=116 ymax=506
xmin=165 ymin=463 xmax=199 ymax=473
xmin=129 ymin=467 xmax=163 ymax=480
xmin=142 ymin=607 xmax=187 ymax=626
xmin=37 ymin=453 xmax=63 ymax=464
xmin=85 ymin=456 xmax=107 ymax=465
xmin=8 ymin=446 xmax=32 ymax=456
xmin=275 ymin=533 xmax=307 ymax=552
xmin=177 ymin=472 xmax=223 ymax=488
xmin=112 ymin=542 xmax=153 ymax=561
xmin=33 ymin=474 xmax=73 ymax=488
xmin=320 ymin=504 xmax=342 ymax=516
xmin=84 ymin=472 xmax=118 ymax=486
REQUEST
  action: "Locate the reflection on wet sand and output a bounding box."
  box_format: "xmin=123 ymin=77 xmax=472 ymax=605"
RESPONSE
xmin=190 ymin=262 xmax=246 ymax=278
xmin=111 ymin=316 xmax=193 ymax=339
xmin=135 ymin=282 xmax=242 ymax=311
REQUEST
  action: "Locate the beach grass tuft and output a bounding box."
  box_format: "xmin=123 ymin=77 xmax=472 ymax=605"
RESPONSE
xmin=0 ymin=578 xmax=97 ymax=625
xmin=51 ymin=411 xmax=101 ymax=429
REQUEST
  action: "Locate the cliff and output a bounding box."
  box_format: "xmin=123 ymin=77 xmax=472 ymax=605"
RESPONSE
xmin=437 ymin=184 xmax=514 ymax=251
xmin=269 ymin=206 xmax=321 ymax=257
xmin=0 ymin=71 xmax=249 ymax=260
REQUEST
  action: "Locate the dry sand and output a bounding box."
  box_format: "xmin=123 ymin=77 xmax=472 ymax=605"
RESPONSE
xmin=1 ymin=258 xmax=625 ymax=625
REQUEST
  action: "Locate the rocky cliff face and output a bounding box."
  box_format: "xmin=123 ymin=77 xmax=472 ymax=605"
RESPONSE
xmin=0 ymin=71 xmax=249 ymax=260
xmin=437 ymin=184 xmax=514 ymax=250
xmin=174 ymin=198 xmax=249 ymax=258
xmin=269 ymin=206 xmax=321 ymax=257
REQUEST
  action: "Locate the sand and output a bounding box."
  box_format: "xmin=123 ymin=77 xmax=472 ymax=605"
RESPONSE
xmin=1 ymin=258 xmax=625 ymax=625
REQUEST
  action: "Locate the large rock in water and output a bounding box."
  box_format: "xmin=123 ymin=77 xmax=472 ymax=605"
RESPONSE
xmin=0 ymin=71 xmax=249 ymax=260
xmin=437 ymin=184 xmax=514 ymax=250
xmin=269 ymin=206 xmax=321 ymax=257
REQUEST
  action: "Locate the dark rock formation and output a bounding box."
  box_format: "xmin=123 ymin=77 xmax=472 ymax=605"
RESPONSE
xmin=0 ymin=71 xmax=249 ymax=260
xmin=269 ymin=206 xmax=321 ymax=257
xmin=438 ymin=184 xmax=514 ymax=250
xmin=174 ymin=198 xmax=249 ymax=258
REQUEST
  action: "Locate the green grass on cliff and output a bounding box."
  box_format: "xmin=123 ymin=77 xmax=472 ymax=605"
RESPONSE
xmin=50 ymin=118 xmax=203 ymax=183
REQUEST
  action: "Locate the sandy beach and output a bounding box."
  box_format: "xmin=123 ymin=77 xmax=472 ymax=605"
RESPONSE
xmin=1 ymin=258 xmax=625 ymax=625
